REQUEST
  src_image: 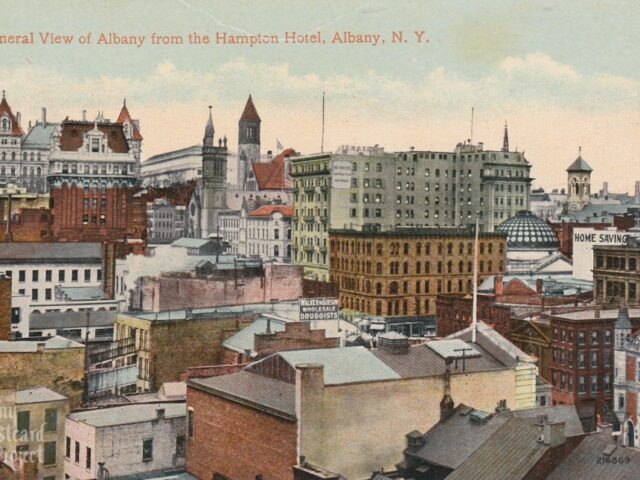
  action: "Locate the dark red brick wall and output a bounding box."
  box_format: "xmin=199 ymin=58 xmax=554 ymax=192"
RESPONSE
xmin=627 ymin=392 xmax=638 ymax=424
xmin=0 ymin=208 xmax=53 ymax=242
xmin=0 ymin=277 xmax=11 ymax=341
xmin=436 ymin=294 xmax=512 ymax=338
xmin=523 ymin=435 xmax=585 ymax=480
xmin=180 ymin=363 xmax=246 ymax=381
xmin=186 ymin=386 xmax=298 ymax=480
xmin=626 ymin=356 xmax=636 ymax=382
xmin=50 ymin=183 xmax=146 ymax=243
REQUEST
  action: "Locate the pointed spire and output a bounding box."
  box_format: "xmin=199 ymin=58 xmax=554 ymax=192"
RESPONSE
xmin=203 ymin=106 xmax=214 ymax=146
xmin=239 ymin=94 xmax=261 ymax=122
xmin=2 ymin=90 xmax=5 ymax=99
xmin=123 ymin=97 xmax=126 ymax=108
xmin=615 ymin=302 xmax=632 ymax=330
xmin=502 ymin=121 xmax=509 ymax=152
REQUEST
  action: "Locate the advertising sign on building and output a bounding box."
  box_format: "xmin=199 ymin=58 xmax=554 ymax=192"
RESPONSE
xmin=572 ymin=227 xmax=639 ymax=280
xmin=299 ymin=297 xmax=339 ymax=320
xmin=331 ymin=160 xmax=353 ymax=189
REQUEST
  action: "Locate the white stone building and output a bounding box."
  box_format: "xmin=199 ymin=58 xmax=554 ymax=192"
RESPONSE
xmin=64 ymin=402 xmax=186 ymax=479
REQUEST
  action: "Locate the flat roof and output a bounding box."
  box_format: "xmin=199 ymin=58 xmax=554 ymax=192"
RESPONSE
xmin=0 ymin=242 xmax=102 ymax=263
xmin=329 ymin=228 xmax=506 ymax=239
xmin=15 ymin=387 xmax=67 ymax=405
xmin=552 ymin=308 xmax=640 ymax=322
xmin=30 ymin=310 xmax=116 ymax=329
xmin=68 ymin=402 xmax=186 ymax=428
xmin=0 ymin=336 xmax=84 ymax=352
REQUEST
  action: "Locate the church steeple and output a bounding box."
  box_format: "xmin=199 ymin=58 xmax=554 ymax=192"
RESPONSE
xmin=204 ymin=106 xmax=214 ymax=146
xmin=502 ymin=121 xmax=509 ymax=152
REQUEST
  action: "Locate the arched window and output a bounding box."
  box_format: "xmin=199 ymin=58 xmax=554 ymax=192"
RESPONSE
xmin=376 ymin=283 xmax=382 ymax=295
xmin=447 ymin=261 xmax=452 ymax=273
xmin=376 ymin=263 xmax=382 ymax=275
xmin=459 ymin=261 xmax=464 ymax=273
xmin=403 ymin=262 xmax=409 ymax=274
xmin=447 ymin=243 xmax=453 ymax=255
xmin=274 ymin=246 xmax=279 ymax=257
xmin=488 ymin=260 xmax=493 ymax=271
xmin=389 ymin=282 xmax=399 ymax=294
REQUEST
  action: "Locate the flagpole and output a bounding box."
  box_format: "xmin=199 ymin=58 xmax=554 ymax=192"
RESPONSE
xmin=472 ymin=217 xmax=478 ymax=343
xmin=321 ymin=91 xmax=325 ymax=153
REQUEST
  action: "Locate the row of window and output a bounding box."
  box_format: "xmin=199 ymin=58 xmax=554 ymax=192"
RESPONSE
xmin=8 ymin=268 xmax=100 ymax=284
xmin=332 ymin=240 xmax=503 ymax=256
xmin=552 ymin=348 xmax=612 ymax=369
xmin=595 ymin=255 xmax=638 ymax=272
xmin=552 ymin=327 xmax=612 ymax=346
xmin=551 ymin=372 xmax=612 ymax=394
xmin=334 ymin=258 xmax=503 ymax=276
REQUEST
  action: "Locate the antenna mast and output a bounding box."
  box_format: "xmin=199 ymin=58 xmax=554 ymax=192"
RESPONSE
xmin=470 ymin=107 xmax=474 ymax=144
xmin=321 ymin=92 xmax=325 ymax=153
xmin=472 ymin=217 xmax=479 ymax=343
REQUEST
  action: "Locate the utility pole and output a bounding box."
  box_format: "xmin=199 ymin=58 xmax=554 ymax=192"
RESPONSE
xmin=82 ymin=311 xmax=91 ymax=407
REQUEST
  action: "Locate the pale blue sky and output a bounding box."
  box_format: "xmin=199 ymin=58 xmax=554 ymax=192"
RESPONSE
xmin=1 ymin=0 xmax=638 ymax=190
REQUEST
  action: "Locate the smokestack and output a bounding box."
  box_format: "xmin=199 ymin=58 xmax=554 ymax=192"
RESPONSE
xmin=602 ymin=181 xmax=609 ymax=197
xmin=635 ymin=181 xmax=640 ymax=202
xmin=82 ymin=110 xmax=87 ymax=122
xmin=41 ymin=107 xmax=47 ymax=124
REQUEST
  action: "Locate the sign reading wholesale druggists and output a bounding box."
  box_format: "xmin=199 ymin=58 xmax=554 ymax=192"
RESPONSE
xmin=331 ymin=160 xmax=353 ymax=189
xmin=299 ymin=298 xmax=339 ymax=320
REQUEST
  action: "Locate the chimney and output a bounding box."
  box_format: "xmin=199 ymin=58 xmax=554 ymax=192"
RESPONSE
xmin=266 ymin=317 xmax=271 ymax=334
xmin=635 ymin=181 xmax=640 ymax=201
xmin=41 ymin=107 xmax=47 ymax=124
xmin=543 ymin=421 xmax=566 ymax=447
xmin=602 ymin=181 xmax=609 ymax=196
xmin=156 ymin=408 xmax=165 ymax=420
xmin=495 ymin=275 xmax=504 ymax=296
xmin=36 ymin=342 xmax=46 ymax=353
xmin=536 ymin=278 xmax=543 ymax=293
xmin=82 ymin=110 xmax=87 ymax=122
xmin=16 ymin=111 xmax=21 ymax=127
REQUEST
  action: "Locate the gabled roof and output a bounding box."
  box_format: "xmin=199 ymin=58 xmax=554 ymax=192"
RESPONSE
xmin=239 ymin=95 xmax=261 ymax=122
xmin=117 ymin=102 xmax=143 ymax=141
xmin=59 ymin=120 xmax=129 ymax=153
xmin=0 ymin=95 xmax=25 ymax=136
xmin=68 ymin=402 xmax=186 ymax=427
xmin=566 ymin=156 xmax=592 ymax=172
xmin=248 ymin=204 xmax=293 ymax=218
xmin=15 ymin=387 xmax=67 ymax=404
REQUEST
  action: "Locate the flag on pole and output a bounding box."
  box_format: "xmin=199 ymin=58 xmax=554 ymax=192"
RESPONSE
xmin=276 ymin=138 xmax=283 ymax=151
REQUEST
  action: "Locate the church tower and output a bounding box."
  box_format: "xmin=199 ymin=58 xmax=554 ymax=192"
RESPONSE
xmin=201 ymin=106 xmax=228 ymax=237
xmin=237 ymin=95 xmax=261 ymax=189
xmin=117 ymin=99 xmax=143 ymax=176
xmin=566 ymin=147 xmax=592 ymax=212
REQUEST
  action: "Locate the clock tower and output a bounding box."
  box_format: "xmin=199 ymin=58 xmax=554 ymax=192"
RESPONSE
xmin=201 ymin=106 xmax=228 ymax=237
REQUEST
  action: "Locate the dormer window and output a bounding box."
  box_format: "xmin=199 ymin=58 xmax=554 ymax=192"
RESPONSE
xmin=91 ymin=138 xmax=100 ymax=152
xmin=1 ymin=117 xmax=10 ymax=133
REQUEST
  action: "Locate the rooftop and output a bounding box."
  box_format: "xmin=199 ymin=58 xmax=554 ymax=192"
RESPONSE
xmin=0 ymin=242 xmax=102 ymax=263
xmin=248 ymin=204 xmax=293 ymax=218
xmin=68 ymin=402 xmax=186 ymax=427
xmin=330 ymin=228 xmax=506 ymax=239
xmin=21 ymin=122 xmax=58 ymax=149
xmin=547 ymin=428 xmax=640 ymax=480
xmin=0 ymin=335 xmax=84 ymax=352
xmin=222 ymin=315 xmax=290 ymax=355
xmin=29 ymin=310 xmax=116 ymax=330
xmin=497 ymin=210 xmax=559 ymax=251
xmin=552 ymin=307 xmax=640 ymax=322
xmin=15 ymin=387 xmax=67 ymax=405
xmin=566 ymin=155 xmax=593 ymax=172
xmin=59 ymin=286 xmax=107 ymax=301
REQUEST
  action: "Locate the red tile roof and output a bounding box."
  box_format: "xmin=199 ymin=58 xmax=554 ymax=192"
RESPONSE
xmin=251 ymin=148 xmax=296 ymax=190
xmin=248 ymin=204 xmax=293 ymax=218
xmin=117 ymin=103 xmax=143 ymax=141
xmin=0 ymin=96 xmax=25 ymax=136
xmin=239 ymin=95 xmax=261 ymax=122
xmin=58 ymin=121 xmax=130 ymax=153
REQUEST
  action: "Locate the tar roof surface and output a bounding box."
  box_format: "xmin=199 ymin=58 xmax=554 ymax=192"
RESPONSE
xmin=30 ymin=310 xmax=115 ymax=329
xmin=278 ymin=346 xmax=401 ymax=385
xmin=189 ymin=370 xmax=296 ymax=419
xmin=547 ymin=428 xmax=640 ymax=480
xmin=68 ymin=402 xmax=186 ymax=427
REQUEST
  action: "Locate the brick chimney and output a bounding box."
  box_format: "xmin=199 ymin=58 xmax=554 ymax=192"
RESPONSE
xmin=494 ymin=275 xmax=504 ymax=296
xmin=536 ymin=279 xmax=543 ymax=293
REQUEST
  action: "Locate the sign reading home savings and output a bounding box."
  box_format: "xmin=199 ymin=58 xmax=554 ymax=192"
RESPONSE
xmin=299 ymin=298 xmax=339 ymax=320
xmin=572 ymin=228 xmax=639 ymax=280
xmin=331 ymin=160 xmax=352 ymax=189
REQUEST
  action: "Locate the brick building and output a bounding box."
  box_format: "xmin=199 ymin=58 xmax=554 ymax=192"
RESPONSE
xmin=613 ymin=305 xmax=640 ymax=448
xmin=593 ymin=239 xmax=640 ymax=306
xmin=131 ymin=261 xmax=303 ymax=312
xmin=114 ymin=301 xmax=301 ymax=392
xmin=186 ymin=326 xmax=536 ymax=479
xmin=0 ymin=336 xmax=84 ymax=407
xmin=47 ymin=106 xmax=146 ymax=244
xmin=547 ymin=307 xmax=640 ymax=421
xmin=329 ymin=228 xmax=506 ymax=318
xmin=222 ymin=316 xmax=340 ymax=364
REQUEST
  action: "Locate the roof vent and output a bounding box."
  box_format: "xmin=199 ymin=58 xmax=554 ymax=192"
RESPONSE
xmin=377 ymin=331 xmax=409 ymax=354
xmin=469 ymin=409 xmax=493 ymax=424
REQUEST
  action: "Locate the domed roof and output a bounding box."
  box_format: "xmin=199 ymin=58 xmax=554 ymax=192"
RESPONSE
xmin=497 ymin=210 xmax=559 ymax=250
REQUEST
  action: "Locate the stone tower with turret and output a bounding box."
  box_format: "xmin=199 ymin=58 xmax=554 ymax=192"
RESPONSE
xmin=566 ymin=147 xmax=592 ymax=212
xmin=237 ymin=95 xmax=261 ymax=189
xmin=201 ymin=106 xmax=228 ymax=237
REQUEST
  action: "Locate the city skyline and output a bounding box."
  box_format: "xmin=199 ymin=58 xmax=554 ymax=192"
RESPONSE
xmin=0 ymin=0 xmax=636 ymax=192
